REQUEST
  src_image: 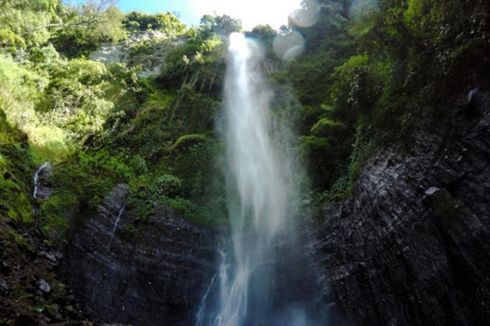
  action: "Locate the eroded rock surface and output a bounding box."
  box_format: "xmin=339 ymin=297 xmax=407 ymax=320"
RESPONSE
xmin=63 ymin=184 xmax=217 ymax=325
xmin=315 ymin=91 xmax=490 ymax=325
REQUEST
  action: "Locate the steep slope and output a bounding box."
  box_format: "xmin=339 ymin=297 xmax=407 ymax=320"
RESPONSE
xmin=315 ymin=90 xmax=490 ymax=325
xmin=63 ymin=184 xmax=218 ymax=325
xmin=0 ymin=114 xmax=90 ymax=324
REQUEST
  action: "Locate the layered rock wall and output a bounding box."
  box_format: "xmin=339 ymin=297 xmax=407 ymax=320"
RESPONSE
xmin=315 ymin=92 xmax=490 ymax=325
xmin=63 ymin=184 xmax=217 ymax=325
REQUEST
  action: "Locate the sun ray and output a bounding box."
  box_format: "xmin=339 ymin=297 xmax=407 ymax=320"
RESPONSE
xmin=189 ymin=0 xmax=303 ymax=29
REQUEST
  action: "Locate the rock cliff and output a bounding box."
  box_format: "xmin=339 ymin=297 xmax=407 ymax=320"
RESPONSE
xmin=315 ymin=90 xmax=490 ymax=325
xmin=63 ymin=184 xmax=217 ymax=325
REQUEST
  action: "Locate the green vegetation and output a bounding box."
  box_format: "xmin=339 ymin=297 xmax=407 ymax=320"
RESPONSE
xmin=282 ymin=0 xmax=490 ymax=205
xmin=0 ymin=1 xmax=486 ymax=324
xmin=0 ymin=0 xmax=488 ymax=240
xmin=0 ymin=0 xmax=234 ymax=243
xmin=123 ymin=11 xmax=188 ymax=36
xmin=0 ymin=112 xmax=33 ymax=224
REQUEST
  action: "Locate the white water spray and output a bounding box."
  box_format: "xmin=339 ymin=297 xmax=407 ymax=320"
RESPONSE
xmin=196 ymin=33 xmax=324 ymax=326
xmin=217 ymin=33 xmax=290 ymax=325
xmin=108 ymin=203 xmax=126 ymax=248
xmin=33 ymin=162 xmax=49 ymax=199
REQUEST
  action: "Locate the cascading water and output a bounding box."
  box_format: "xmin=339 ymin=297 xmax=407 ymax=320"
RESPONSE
xmin=33 ymin=162 xmax=49 ymax=199
xmin=108 ymin=202 xmax=126 ymax=249
xmin=197 ymin=33 xmax=325 ymax=326
xmin=217 ymin=31 xmax=290 ymax=325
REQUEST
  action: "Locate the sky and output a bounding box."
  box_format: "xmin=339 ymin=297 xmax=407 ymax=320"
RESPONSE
xmin=65 ymin=0 xmax=304 ymax=30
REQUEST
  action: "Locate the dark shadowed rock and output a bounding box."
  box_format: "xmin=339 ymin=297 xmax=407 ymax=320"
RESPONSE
xmin=38 ymin=279 xmax=51 ymax=293
xmin=63 ymin=184 xmax=217 ymax=325
xmin=314 ymin=91 xmax=490 ymax=325
xmin=33 ymin=162 xmax=54 ymax=201
xmin=0 ymin=278 xmax=8 ymax=296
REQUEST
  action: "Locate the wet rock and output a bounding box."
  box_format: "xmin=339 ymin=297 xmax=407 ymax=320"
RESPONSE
xmin=33 ymin=162 xmax=54 ymax=201
xmin=1 ymin=260 xmax=10 ymax=274
xmin=34 ymin=186 xmax=55 ymax=202
xmin=40 ymin=251 xmax=57 ymax=263
xmin=424 ymin=186 xmax=441 ymax=196
xmin=315 ymin=91 xmax=490 ymax=325
xmin=0 ymin=278 xmax=9 ymax=295
xmin=0 ymin=174 xmax=91 ymax=323
xmin=467 ymin=86 xmax=490 ymax=114
xmin=38 ymin=279 xmax=51 ymax=293
xmin=467 ymin=87 xmax=479 ymax=103
xmin=45 ymin=304 xmax=62 ymax=321
xmin=425 ymin=187 xmax=460 ymax=220
xmin=64 ymin=305 xmax=76 ymax=314
xmin=63 ymin=184 xmax=217 ymax=326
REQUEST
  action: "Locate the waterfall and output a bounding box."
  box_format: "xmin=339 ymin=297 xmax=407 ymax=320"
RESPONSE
xmin=217 ymin=32 xmax=289 ymax=325
xmin=197 ymin=33 xmax=324 ymax=326
xmin=33 ymin=162 xmax=49 ymax=199
xmin=108 ymin=203 xmax=126 ymax=249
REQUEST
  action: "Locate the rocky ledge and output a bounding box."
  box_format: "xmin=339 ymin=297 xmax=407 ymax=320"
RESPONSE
xmin=62 ymin=184 xmax=217 ymax=325
xmin=315 ymin=90 xmax=490 ymax=325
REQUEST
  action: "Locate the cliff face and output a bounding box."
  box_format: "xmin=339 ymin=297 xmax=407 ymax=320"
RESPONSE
xmin=63 ymin=184 xmax=217 ymax=325
xmin=315 ymin=90 xmax=490 ymax=325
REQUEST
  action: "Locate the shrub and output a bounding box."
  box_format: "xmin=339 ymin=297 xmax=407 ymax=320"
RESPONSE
xmin=39 ymin=193 xmax=76 ymax=241
xmin=170 ymin=134 xmax=208 ymax=152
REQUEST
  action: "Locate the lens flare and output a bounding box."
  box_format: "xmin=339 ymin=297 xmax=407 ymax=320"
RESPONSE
xmin=349 ymin=0 xmax=379 ymax=20
xmin=289 ymin=0 xmax=321 ymax=28
xmin=273 ymin=31 xmax=305 ymax=61
xmin=190 ymin=0 xmax=304 ymax=30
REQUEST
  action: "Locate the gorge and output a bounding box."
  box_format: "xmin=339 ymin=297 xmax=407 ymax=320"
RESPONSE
xmin=0 ymin=0 xmax=489 ymax=325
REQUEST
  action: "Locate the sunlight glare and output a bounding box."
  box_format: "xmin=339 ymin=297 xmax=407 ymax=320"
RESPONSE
xmin=273 ymin=30 xmax=305 ymax=61
xmin=190 ymin=0 xmax=304 ymax=30
xmin=289 ymin=0 xmax=321 ymax=28
xmin=349 ymin=0 xmax=379 ymax=20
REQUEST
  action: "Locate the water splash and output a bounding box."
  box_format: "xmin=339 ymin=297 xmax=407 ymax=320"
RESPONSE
xmin=108 ymin=203 xmax=126 ymax=249
xmin=218 ymin=33 xmax=288 ymax=325
xmin=468 ymin=87 xmax=479 ymax=102
xmin=33 ymin=162 xmax=49 ymax=199
xmin=198 ymin=33 xmax=324 ymax=326
xmin=196 ymin=270 xmax=219 ymax=325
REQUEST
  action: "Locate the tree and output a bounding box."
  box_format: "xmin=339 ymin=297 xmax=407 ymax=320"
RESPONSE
xmin=199 ymin=14 xmax=242 ymax=37
xmin=50 ymin=2 xmax=126 ymax=57
xmin=123 ymin=11 xmax=187 ymax=36
xmin=0 ymin=0 xmax=61 ymax=48
xmin=249 ymin=25 xmax=276 ymax=44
